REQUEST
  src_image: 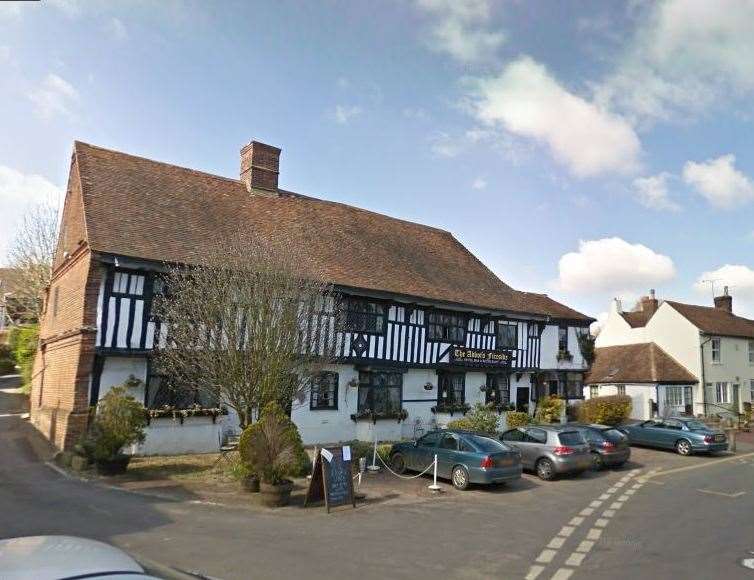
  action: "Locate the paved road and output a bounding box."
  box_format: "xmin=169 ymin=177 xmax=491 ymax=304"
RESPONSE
xmin=1 ymin=408 xmax=752 ymax=579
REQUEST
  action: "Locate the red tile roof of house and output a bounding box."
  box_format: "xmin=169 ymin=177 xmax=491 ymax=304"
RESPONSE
xmin=620 ymin=310 xmax=654 ymax=328
xmin=73 ymin=141 xmax=592 ymax=321
xmin=586 ymin=343 xmax=696 ymax=384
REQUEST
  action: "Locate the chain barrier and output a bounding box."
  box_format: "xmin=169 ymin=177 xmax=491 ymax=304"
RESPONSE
xmin=374 ymin=451 xmax=437 ymax=480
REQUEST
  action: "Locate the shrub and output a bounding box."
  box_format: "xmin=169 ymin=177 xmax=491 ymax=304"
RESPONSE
xmin=578 ymin=394 xmax=632 ymax=426
xmin=239 ymin=401 xmax=310 ymax=483
xmin=447 ymin=403 xmax=499 ymax=435
xmin=376 ymin=443 xmax=393 ymax=463
xmin=9 ymin=325 xmax=38 ymax=392
xmin=535 ymin=395 xmax=565 ymax=423
xmin=506 ymin=411 xmax=531 ymax=428
xmin=0 ymin=343 xmax=16 ymax=375
xmin=83 ymin=386 xmax=147 ymax=461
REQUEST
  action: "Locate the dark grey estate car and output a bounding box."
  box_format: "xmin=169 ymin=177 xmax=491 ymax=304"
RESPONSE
xmin=500 ymin=425 xmax=592 ymax=480
xmin=572 ymin=424 xmax=631 ymax=470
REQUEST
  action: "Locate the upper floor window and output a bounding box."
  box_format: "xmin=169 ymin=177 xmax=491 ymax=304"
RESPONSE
xmin=339 ymin=297 xmax=385 ymax=334
xmin=711 ymin=338 xmax=721 ymax=363
xmin=426 ymin=311 xmax=466 ymax=343
xmin=497 ymin=323 xmax=517 ymax=350
xmin=438 ymin=371 xmax=465 ymax=405
xmin=558 ymin=324 xmax=569 ymax=352
xmin=310 ymin=371 xmax=339 ymax=410
xmin=749 ymin=341 xmax=754 ymax=364
xmin=485 ymin=373 xmax=510 ymax=405
xmin=111 ymin=271 xmax=145 ymax=296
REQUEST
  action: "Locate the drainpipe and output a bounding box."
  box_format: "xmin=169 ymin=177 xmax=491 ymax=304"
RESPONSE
xmin=699 ymin=333 xmax=712 ymax=417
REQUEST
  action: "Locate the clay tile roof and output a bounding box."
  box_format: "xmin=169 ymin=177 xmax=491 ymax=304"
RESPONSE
xmin=73 ymin=141 xmax=592 ymax=320
xmin=586 ymin=343 xmax=697 ymax=385
xmin=665 ymin=301 xmax=754 ymax=339
xmin=620 ymin=310 xmax=654 ymax=328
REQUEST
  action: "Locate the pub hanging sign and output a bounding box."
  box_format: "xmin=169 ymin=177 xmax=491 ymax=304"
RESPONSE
xmin=449 ymin=347 xmax=515 ymax=367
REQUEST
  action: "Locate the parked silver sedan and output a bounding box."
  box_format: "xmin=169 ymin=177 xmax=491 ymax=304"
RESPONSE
xmin=500 ymin=425 xmax=592 ymax=480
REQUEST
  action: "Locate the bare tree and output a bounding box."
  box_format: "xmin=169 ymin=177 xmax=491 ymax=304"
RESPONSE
xmin=6 ymin=203 xmax=59 ymax=323
xmin=152 ymin=233 xmax=338 ymax=428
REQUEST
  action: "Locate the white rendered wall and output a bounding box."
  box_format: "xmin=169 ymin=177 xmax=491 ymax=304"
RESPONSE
xmin=539 ymin=325 xmax=588 ymax=370
xmin=583 ymin=383 xmax=654 ymax=420
xmin=98 ymin=356 xmax=148 ymax=402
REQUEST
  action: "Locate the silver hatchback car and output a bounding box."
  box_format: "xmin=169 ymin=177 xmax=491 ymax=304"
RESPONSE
xmin=500 ymin=425 xmax=592 ymax=480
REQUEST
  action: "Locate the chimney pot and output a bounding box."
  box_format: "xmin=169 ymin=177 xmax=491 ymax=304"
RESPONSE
xmin=240 ymin=140 xmax=281 ymax=195
xmin=714 ymin=288 xmax=733 ymax=313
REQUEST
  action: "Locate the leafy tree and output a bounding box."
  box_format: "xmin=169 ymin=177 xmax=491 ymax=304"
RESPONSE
xmin=9 ymin=324 xmax=39 ymax=392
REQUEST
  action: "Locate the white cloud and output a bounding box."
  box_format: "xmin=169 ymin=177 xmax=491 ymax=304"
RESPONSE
xmin=694 ymin=264 xmax=754 ymax=297
xmin=557 ymin=237 xmax=675 ymax=295
xmin=415 ymin=0 xmax=504 ymax=64
xmin=332 ymin=104 xmax=362 ymax=125
xmin=28 ymin=73 xmax=79 ymax=120
xmin=590 ymin=311 xmax=609 ymax=337
xmin=468 ymin=57 xmax=641 ymax=177
xmin=596 ymin=0 xmax=754 ymax=124
xmin=632 ymin=172 xmax=681 ymax=211
xmin=104 ymin=17 xmax=128 ymax=41
xmin=471 ymin=177 xmax=487 ymax=190
xmin=682 ymin=154 xmax=754 ymax=209
xmin=0 ymin=166 xmax=61 ymax=262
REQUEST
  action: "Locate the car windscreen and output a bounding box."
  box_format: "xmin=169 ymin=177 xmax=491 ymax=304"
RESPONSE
xmin=601 ymin=428 xmax=627 ymax=442
xmin=558 ymin=431 xmax=585 ymax=446
xmin=684 ymin=420 xmax=708 ymax=430
xmin=467 ymin=435 xmax=506 ymax=453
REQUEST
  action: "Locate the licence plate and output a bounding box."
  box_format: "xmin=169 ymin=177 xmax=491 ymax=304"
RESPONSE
xmin=497 ymin=457 xmax=515 ymax=467
xmin=714 ymin=434 xmax=725 ymax=442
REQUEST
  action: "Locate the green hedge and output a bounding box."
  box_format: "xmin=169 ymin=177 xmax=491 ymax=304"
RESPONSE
xmin=578 ymin=394 xmax=632 ymax=426
xmin=0 ymin=343 xmax=16 ymax=375
xmin=9 ymin=325 xmax=38 ymax=391
xmin=447 ymin=403 xmax=499 ymax=435
xmin=505 ymin=411 xmax=531 ymax=428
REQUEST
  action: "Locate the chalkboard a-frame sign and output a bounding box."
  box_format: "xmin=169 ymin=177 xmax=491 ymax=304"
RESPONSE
xmin=304 ymin=446 xmax=356 ymax=513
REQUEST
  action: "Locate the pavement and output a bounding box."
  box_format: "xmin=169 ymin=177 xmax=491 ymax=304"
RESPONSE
xmin=1 ymin=393 xmax=753 ymax=580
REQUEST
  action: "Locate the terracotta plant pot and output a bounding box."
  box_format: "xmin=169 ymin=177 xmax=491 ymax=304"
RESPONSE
xmin=241 ymin=474 xmax=260 ymax=493
xmin=95 ymin=454 xmax=131 ymax=476
xmin=259 ymin=479 xmax=293 ymax=507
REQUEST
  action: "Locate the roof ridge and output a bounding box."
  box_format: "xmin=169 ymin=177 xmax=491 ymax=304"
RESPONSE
xmin=666 ymin=299 xmax=754 ymax=322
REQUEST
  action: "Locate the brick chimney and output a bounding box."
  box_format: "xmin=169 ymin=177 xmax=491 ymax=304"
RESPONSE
xmin=639 ymin=289 xmax=659 ymax=315
xmin=240 ymin=141 xmax=280 ymax=196
xmin=714 ymin=286 xmax=733 ymax=313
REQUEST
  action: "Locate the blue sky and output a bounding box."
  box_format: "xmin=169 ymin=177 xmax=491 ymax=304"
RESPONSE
xmin=2 ymin=0 xmax=754 ymax=324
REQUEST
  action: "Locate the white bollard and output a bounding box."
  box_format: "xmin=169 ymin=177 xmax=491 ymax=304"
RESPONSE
xmin=367 ymin=436 xmax=380 ymax=472
xmin=428 ymin=454 xmax=441 ymax=491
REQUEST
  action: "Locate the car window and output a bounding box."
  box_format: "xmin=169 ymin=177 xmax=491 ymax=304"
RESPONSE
xmin=459 ymin=438 xmax=475 ymax=452
xmin=418 ymin=432 xmax=442 ymax=447
xmin=439 ymin=434 xmax=459 ymax=450
xmin=664 ymin=419 xmax=682 ymax=430
xmin=602 ymin=428 xmax=627 ymax=442
xmin=526 ymin=428 xmax=548 ymax=444
xmin=584 ymin=430 xmax=604 ymax=443
xmin=558 ymin=431 xmax=585 ymax=446
xmin=501 ymin=428 xmax=525 ymax=442
xmin=468 ymin=435 xmax=506 ymax=453
xmin=684 ymin=420 xmax=707 ymax=430
xmin=643 ymin=420 xmax=661 ymax=428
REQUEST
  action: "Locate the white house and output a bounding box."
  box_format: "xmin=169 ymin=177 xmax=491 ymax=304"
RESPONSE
xmin=31 ymin=139 xmax=594 ymax=454
xmin=590 ymin=288 xmax=754 ymax=420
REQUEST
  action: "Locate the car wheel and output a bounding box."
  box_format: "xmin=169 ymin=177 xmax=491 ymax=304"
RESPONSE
xmin=391 ymin=453 xmax=406 ymax=474
xmin=536 ymin=458 xmax=555 ymax=481
xmin=591 ymin=452 xmax=604 ymax=471
xmin=451 ymin=465 xmax=470 ymax=490
xmin=675 ymin=439 xmax=693 ymax=456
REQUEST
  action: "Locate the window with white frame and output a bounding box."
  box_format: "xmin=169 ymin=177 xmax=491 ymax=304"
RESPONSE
xmin=711 ymin=338 xmax=721 ymax=363
xmin=749 ymin=341 xmax=754 ymax=364
xmin=616 ymin=384 xmax=626 ymax=396
xmin=750 ymin=379 xmax=754 ymax=404
xmin=590 ymin=385 xmax=599 ymax=398
xmin=715 ymin=381 xmax=729 ymax=404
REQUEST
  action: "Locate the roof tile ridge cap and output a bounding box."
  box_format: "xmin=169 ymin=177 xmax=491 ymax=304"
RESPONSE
xmin=74 ymin=140 xmax=243 ymax=186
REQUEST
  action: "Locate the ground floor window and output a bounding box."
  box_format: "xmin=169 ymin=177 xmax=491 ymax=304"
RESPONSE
xmin=437 ymin=371 xmax=465 ymax=408
xmin=310 ymin=371 xmax=338 ymax=410
xmin=146 ymin=374 xmax=217 ymax=409
xmin=590 ymin=385 xmax=599 ymax=398
xmin=358 ymin=370 xmax=402 ymax=414
xmin=750 ymin=379 xmax=754 ymax=405
xmin=485 ymin=373 xmax=509 ymax=405
xmin=715 ymin=382 xmax=729 ymax=404
xmin=616 ymin=384 xmax=626 ymax=396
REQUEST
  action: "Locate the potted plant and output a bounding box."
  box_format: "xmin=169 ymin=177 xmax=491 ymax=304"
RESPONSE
xmin=239 ymin=401 xmax=307 ymax=507
xmin=83 ymin=386 xmax=147 ymax=476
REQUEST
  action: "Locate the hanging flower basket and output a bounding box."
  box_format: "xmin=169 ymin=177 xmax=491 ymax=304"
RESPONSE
xmin=350 ymin=408 xmax=408 ymax=424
